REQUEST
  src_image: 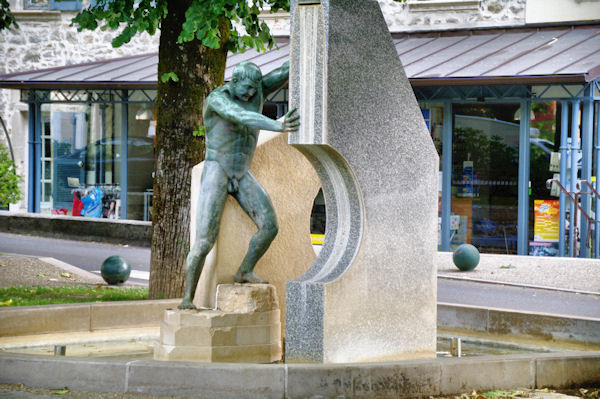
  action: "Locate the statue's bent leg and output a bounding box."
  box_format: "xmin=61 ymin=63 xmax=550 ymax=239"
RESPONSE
xmin=233 ymin=172 xmax=278 ymax=284
xmin=179 ymin=162 xmax=228 ymax=309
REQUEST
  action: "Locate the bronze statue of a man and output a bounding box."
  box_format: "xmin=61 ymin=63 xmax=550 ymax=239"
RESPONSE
xmin=179 ymin=60 xmax=299 ymax=310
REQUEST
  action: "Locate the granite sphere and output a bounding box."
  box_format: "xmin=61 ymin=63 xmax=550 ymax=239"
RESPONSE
xmin=101 ymin=256 xmax=131 ymax=285
xmin=453 ymin=244 xmax=480 ymax=271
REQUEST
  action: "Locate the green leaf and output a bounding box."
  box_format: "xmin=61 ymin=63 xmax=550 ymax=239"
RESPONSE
xmin=53 ymin=389 xmax=70 ymax=395
xmin=500 ymin=264 xmax=516 ymax=269
xmin=193 ymin=125 xmax=205 ymax=137
xmin=161 ymin=72 xmax=179 ymax=83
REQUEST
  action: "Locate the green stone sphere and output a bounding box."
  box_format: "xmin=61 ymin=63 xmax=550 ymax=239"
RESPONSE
xmin=101 ymin=256 xmax=131 ymax=285
xmin=453 ymin=244 xmax=480 ymax=271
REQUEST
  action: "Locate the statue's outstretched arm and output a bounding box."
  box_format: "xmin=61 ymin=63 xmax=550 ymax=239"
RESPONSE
xmin=262 ymin=60 xmax=289 ymax=97
xmin=208 ymin=91 xmax=299 ymax=133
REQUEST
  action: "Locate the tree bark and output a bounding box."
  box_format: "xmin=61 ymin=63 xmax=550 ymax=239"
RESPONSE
xmin=149 ymin=4 xmax=229 ymax=299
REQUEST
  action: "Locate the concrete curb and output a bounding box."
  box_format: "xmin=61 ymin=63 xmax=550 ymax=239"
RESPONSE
xmin=0 ymin=211 xmax=152 ymax=247
xmin=439 ymin=275 xmax=600 ymax=296
xmin=2 ymin=301 xmax=598 ymax=349
xmin=0 ymin=351 xmax=598 ymax=398
xmin=438 ymin=302 xmax=600 ymax=349
xmin=38 ymin=257 xmax=105 ymax=284
xmin=0 ymin=299 xmax=179 ymax=337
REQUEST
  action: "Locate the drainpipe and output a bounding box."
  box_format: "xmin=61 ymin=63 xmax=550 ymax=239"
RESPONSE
xmin=120 ymin=91 xmax=128 ymax=220
xmin=595 ymin=100 xmax=600 ymax=258
xmin=569 ymin=101 xmax=580 ymax=257
xmin=558 ymin=101 xmax=569 ymax=257
xmin=579 ymin=87 xmax=594 ymax=258
xmin=441 ymin=101 xmax=452 ymax=252
xmin=517 ymin=99 xmax=531 ymax=255
xmin=27 ymin=104 xmax=35 ymax=213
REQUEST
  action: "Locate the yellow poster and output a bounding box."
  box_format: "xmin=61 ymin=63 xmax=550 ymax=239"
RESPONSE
xmin=534 ymin=200 xmax=560 ymax=242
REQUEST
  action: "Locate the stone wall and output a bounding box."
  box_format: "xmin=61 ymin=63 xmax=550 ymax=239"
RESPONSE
xmin=0 ymin=0 xmax=158 ymax=209
xmin=261 ymin=0 xmax=527 ymax=34
xmin=377 ymin=0 xmax=525 ymax=32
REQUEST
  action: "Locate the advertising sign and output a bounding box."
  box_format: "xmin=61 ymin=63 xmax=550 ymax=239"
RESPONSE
xmin=533 ymin=199 xmax=560 ymax=242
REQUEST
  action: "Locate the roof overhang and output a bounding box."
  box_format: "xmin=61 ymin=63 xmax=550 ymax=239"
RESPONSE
xmin=1 ymin=24 xmax=599 ymax=91
xmin=0 ymin=81 xmax=158 ymax=90
xmin=410 ymin=74 xmax=590 ymax=87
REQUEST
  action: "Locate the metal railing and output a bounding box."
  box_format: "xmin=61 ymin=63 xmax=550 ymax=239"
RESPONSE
xmin=546 ymin=178 xmax=600 ymax=257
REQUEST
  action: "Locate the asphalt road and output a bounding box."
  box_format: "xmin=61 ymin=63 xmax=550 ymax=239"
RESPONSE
xmin=1 ymin=232 xmax=599 ymax=318
xmin=438 ymin=277 xmax=600 ymax=319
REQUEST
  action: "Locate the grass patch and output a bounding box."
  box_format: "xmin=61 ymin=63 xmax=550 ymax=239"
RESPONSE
xmin=0 ymin=286 xmax=148 ymax=306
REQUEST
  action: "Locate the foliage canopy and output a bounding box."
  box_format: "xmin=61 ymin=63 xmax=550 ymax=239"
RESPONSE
xmin=0 ymin=0 xmax=18 ymax=31
xmin=0 ymin=142 xmax=22 ymax=207
xmin=73 ymin=0 xmax=290 ymax=51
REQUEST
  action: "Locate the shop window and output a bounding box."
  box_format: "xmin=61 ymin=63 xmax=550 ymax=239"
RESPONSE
xmin=24 ymin=0 xmax=82 ymax=10
xmin=42 ymin=102 xmax=123 ymax=218
xmin=420 ymin=102 xmax=445 ymax=248
xmin=528 ymin=101 xmax=561 ymax=257
xmin=451 ymin=103 xmax=521 ymax=254
xmin=49 ymin=0 xmax=82 ymax=10
xmin=126 ymin=101 xmax=156 ymax=221
xmin=23 ymin=0 xmax=48 ymax=9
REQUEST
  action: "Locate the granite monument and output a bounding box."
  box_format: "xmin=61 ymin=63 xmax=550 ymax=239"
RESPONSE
xmin=285 ymin=0 xmax=439 ymax=363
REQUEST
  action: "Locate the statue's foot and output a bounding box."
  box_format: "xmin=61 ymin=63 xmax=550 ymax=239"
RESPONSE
xmin=234 ymin=271 xmax=268 ymax=284
xmin=178 ymin=299 xmax=197 ymax=310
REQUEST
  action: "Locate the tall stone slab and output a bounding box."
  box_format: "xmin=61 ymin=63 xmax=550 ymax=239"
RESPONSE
xmin=286 ymin=0 xmax=439 ymax=363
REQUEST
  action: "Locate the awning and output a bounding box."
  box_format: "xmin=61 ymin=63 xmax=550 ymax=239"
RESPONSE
xmin=0 ymin=24 xmax=598 ymax=89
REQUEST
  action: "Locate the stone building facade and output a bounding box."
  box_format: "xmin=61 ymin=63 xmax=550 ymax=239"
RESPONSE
xmin=379 ymin=0 xmax=526 ymax=31
xmin=0 ymin=0 xmax=158 ymax=209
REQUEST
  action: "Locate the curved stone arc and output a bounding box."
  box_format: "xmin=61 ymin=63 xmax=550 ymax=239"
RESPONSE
xmin=291 ymin=144 xmax=363 ymax=284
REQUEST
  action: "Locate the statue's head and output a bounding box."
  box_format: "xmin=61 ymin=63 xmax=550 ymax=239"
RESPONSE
xmin=231 ymin=62 xmax=262 ymax=102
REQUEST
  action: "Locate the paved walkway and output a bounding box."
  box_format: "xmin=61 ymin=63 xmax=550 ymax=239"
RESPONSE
xmin=437 ymin=252 xmax=600 ymax=294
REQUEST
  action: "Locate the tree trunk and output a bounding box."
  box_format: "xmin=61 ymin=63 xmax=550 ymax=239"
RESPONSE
xmin=149 ymin=5 xmax=229 ymax=299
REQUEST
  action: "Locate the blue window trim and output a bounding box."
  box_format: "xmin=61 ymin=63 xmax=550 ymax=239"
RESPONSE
xmin=49 ymin=0 xmax=82 ymax=11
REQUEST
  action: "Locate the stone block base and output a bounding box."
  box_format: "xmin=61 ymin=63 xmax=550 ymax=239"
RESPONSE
xmin=154 ymin=342 xmax=282 ymax=363
xmin=154 ymin=284 xmax=282 ymax=363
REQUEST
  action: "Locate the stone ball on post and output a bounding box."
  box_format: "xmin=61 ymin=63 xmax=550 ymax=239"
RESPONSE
xmin=452 ymin=244 xmax=480 ymax=271
xmin=101 ymin=255 xmax=131 ymax=285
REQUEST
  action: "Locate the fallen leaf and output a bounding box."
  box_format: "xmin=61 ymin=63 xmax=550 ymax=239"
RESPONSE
xmin=500 ymin=264 xmax=516 ymax=269
xmin=60 ymin=272 xmax=72 ymax=278
xmin=49 ymin=278 xmax=58 ymax=281
xmin=37 ymin=273 xmax=47 ymax=277
xmin=53 ymin=388 xmax=70 ymax=395
xmin=0 ymin=299 xmax=13 ymax=307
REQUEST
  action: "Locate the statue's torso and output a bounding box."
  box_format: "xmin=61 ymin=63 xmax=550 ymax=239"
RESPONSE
xmin=204 ymin=86 xmax=264 ymax=180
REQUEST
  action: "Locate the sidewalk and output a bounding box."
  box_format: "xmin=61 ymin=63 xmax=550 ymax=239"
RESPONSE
xmin=437 ymin=252 xmax=600 ymax=294
xmin=2 ymin=251 xmax=599 ymax=294
xmin=0 ymin=253 xmax=146 ymax=288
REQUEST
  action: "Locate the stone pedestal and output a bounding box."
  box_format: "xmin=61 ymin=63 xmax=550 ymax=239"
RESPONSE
xmin=154 ymin=284 xmax=282 ymax=363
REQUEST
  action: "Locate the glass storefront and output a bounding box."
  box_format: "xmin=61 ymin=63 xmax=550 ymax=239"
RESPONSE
xmin=127 ymin=99 xmax=156 ymax=221
xmin=450 ymin=103 xmax=521 ymax=254
xmin=20 ymin=84 xmax=599 ymax=257
xmin=419 ymin=102 xmax=445 ymax=248
xmin=528 ymin=101 xmax=561 ymax=256
xmin=36 ymin=91 xmax=156 ymax=220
